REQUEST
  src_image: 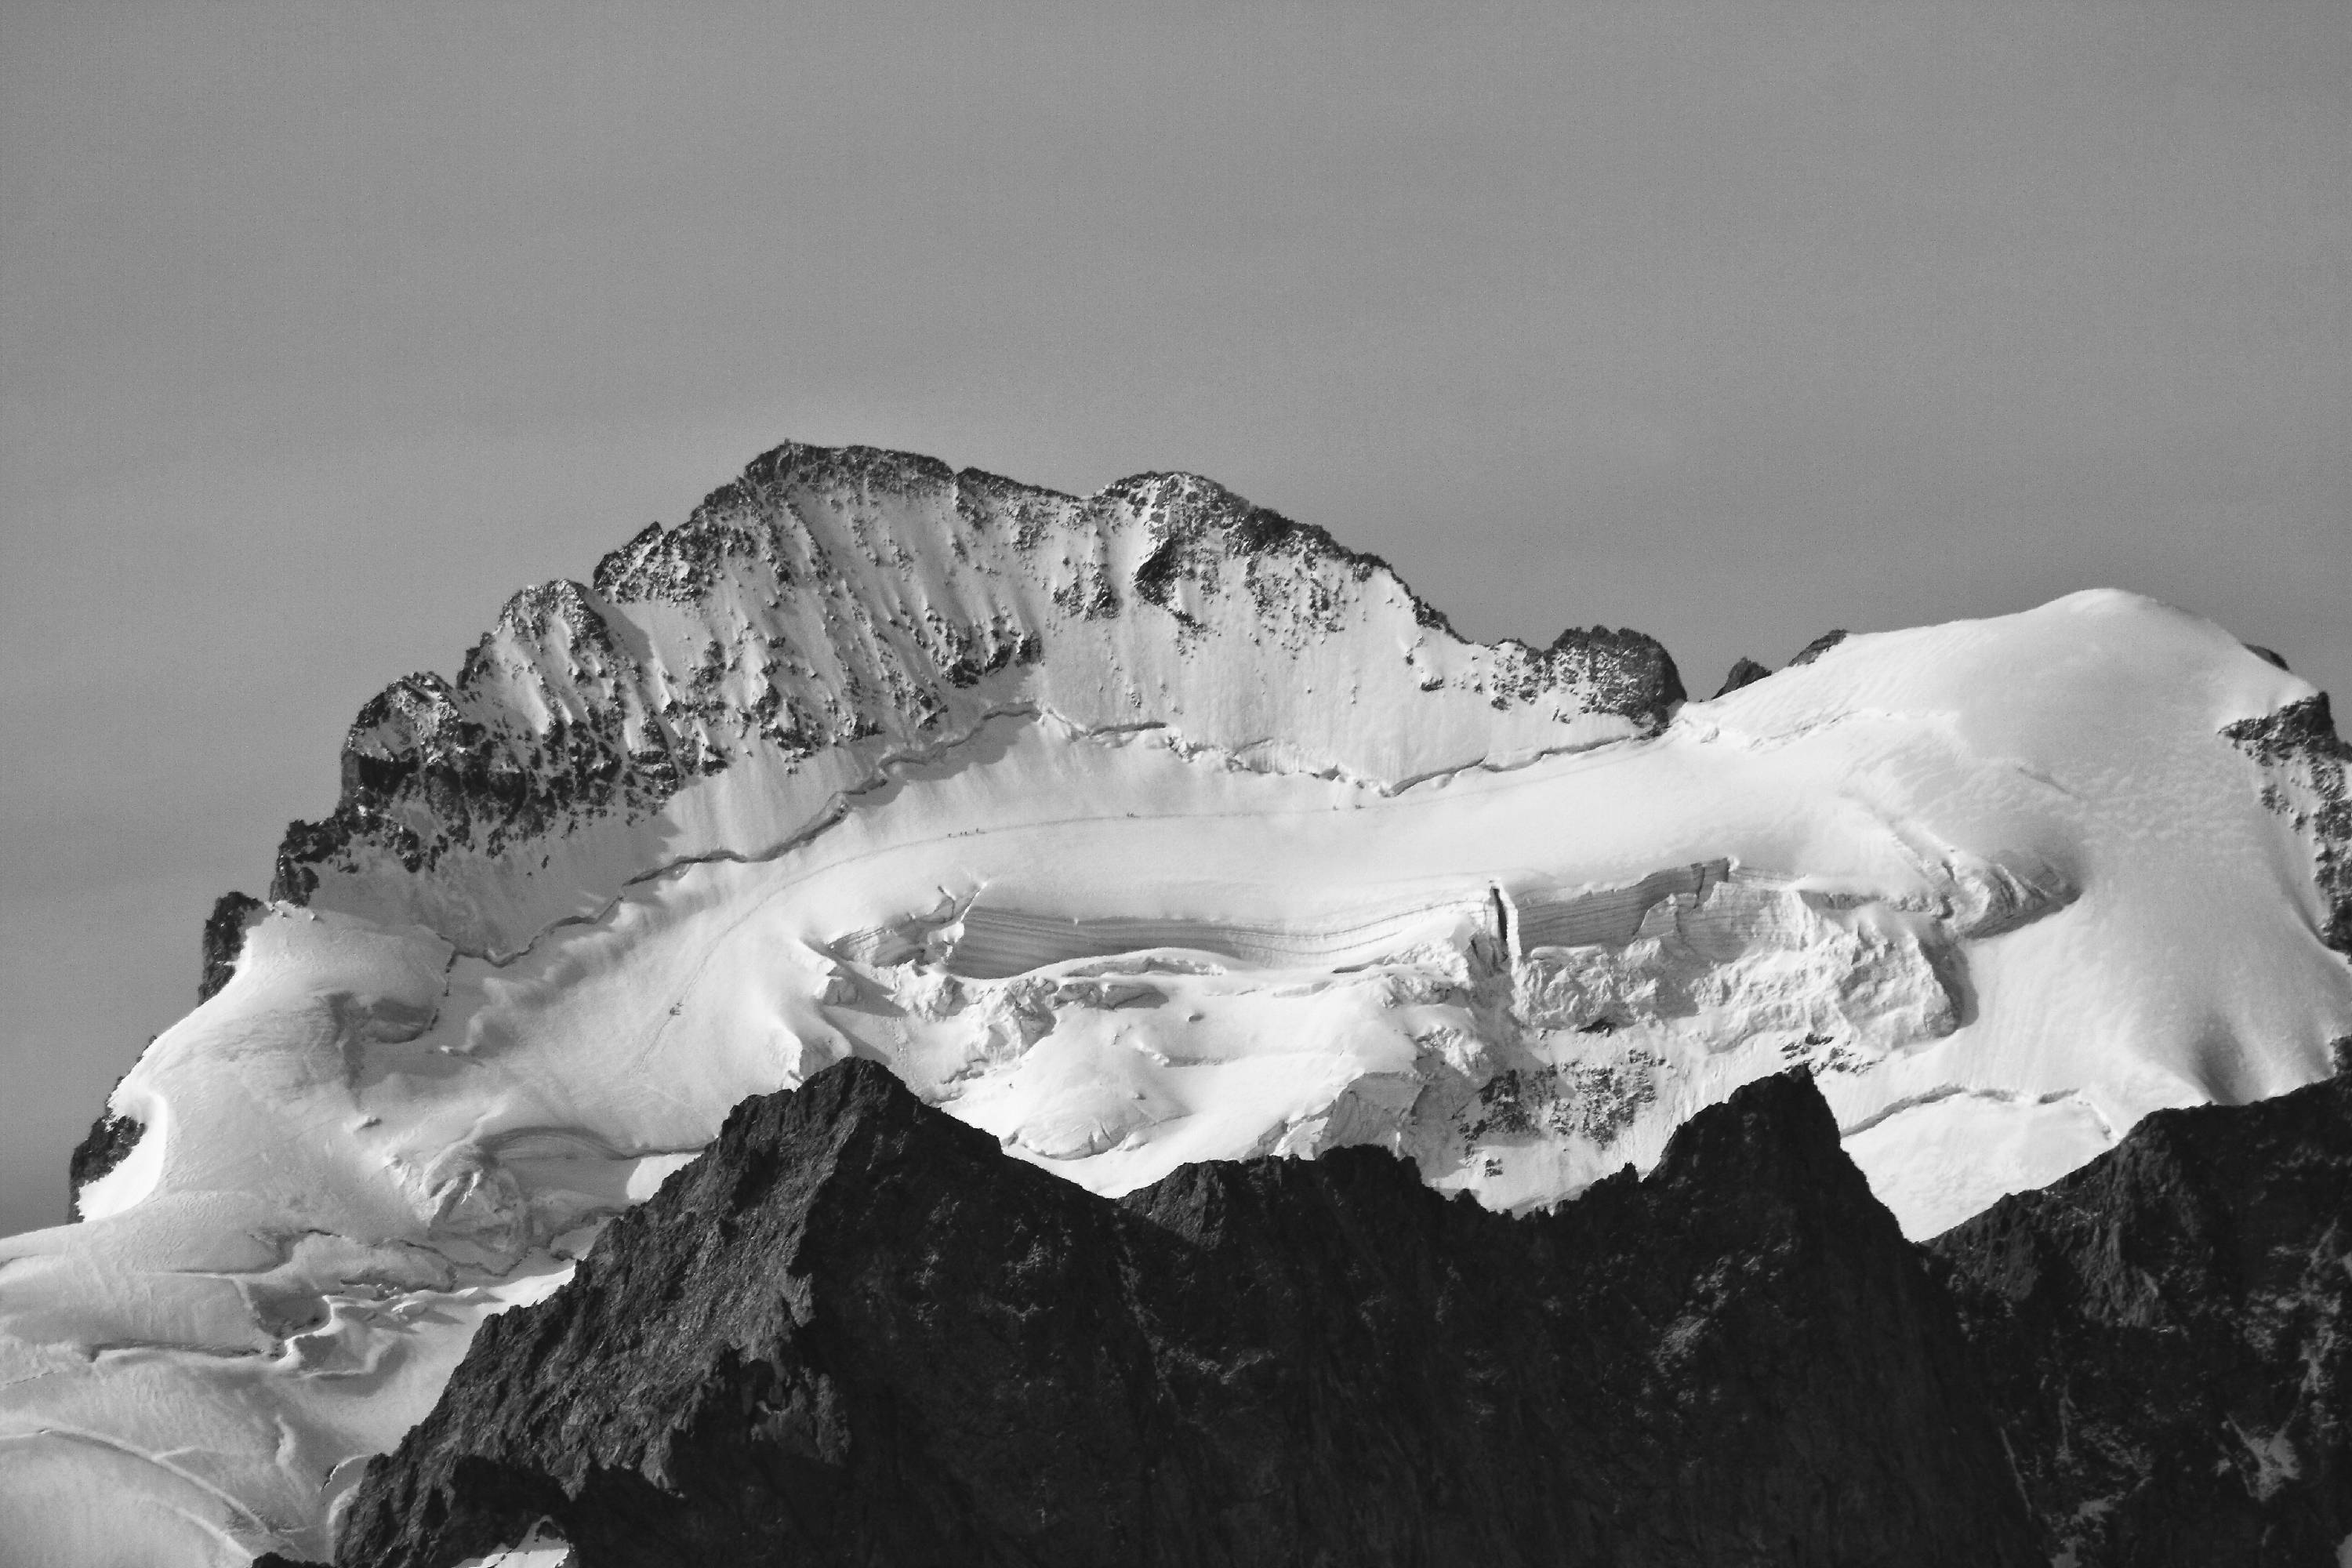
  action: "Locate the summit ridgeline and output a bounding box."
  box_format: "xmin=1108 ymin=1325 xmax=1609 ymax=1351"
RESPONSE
xmin=273 ymin=444 xmax=1682 ymax=955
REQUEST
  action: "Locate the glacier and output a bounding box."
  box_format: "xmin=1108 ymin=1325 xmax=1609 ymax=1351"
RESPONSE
xmin=2 ymin=441 xmax=2347 ymax=1565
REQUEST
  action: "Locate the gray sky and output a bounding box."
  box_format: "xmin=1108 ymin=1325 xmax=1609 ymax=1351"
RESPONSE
xmin=3 ymin=1 xmax=2345 ymax=1235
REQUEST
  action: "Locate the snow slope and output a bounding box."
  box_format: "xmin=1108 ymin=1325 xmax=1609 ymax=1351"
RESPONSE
xmin=3 ymin=442 xmax=2347 ymax=1565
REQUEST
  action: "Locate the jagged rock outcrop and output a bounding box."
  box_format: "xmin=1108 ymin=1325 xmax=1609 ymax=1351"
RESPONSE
xmin=1711 ymin=656 xmax=1772 ymax=698
xmin=1927 ymin=1073 xmax=2352 ymax=1567
xmin=198 ymin=889 xmax=264 ymax=1000
xmin=314 ymin=1054 xmax=2352 ymax=1568
xmin=1784 ymin=629 xmax=1849 ymax=667
xmin=270 ymin=444 xmax=1684 ymax=955
xmin=2223 ymin=692 xmax=2352 ymax=953
xmin=63 ymin=891 xmax=257 ymax=1219
xmin=64 ymin=1105 xmax=142 ymax=1221
xmin=332 ymin=1058 xmax=2034 ymax=1567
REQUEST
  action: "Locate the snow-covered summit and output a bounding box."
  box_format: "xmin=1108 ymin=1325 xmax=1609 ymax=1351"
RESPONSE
xmin=2 ymin=444 xmax=2347 ymax=1566
xmin=277 ymin=442 xmax=1681 ymax=955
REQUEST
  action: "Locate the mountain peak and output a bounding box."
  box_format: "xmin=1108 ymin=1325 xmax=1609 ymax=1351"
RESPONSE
xmin=12 ymin=439 xmax=2349 ymax=1566
xmin=271 ymin=439 xmax=1682 ymax=953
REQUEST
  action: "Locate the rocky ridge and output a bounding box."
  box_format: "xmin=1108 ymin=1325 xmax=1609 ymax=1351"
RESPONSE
xmin=199 ymin=890 xmax=267 ymax=1002
xmin=2223 ymin=692 xmax=2352 ymax=953
xmin=272 ymin=443 xmax=1682 ymax=956
xmin=1929 ymin=1073 xmax=2352 ymax=1566
xmin=313 ymin=1058 xmax=2352 ymax=1568
xmin=324 ymin=1059 xmax=2035 ymax=1568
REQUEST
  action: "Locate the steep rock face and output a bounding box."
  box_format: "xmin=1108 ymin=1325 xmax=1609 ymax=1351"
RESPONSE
xmin=333 ymin=1059 xmax=2034 ymax=1568
xmin=198 ymin=889 xmax=265 ymax=1001
xmin=274 ymin=444 xmax=1682 ymax=956
xmin=64 ymin=1108 xmax=143 ymax=1221
xmin=2223 ymin=692 xmax=2352 ymax=953
xmin=1929 ymin=1073 xmax=2352 ymax=1566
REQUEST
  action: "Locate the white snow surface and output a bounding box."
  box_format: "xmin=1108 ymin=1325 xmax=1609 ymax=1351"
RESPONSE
xmin=453 ymin=1519 xmax=572 ymax=1568
xmin=2 ymin=453 xmax=2347 ymax=1564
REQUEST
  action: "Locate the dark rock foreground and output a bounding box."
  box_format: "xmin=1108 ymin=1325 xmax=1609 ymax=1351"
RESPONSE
xmin=326 ymin=1061 xmax=2038 ymax=1567
xmin=1929 ymin=1073 xmax=2352 ymax=1567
